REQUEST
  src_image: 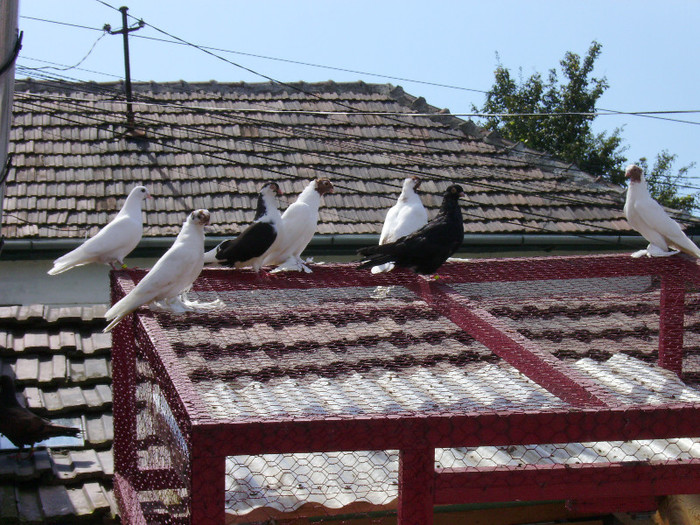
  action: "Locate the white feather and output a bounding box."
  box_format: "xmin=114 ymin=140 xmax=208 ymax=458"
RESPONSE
xmin=372 ymin=177 xmax=428 ymax=273
xmin=262 ymin=179 xmax=332 ymax=270
xmin=104 ymin=209 xmax=210 ymax=332
xmin=203 ymin=183 xmax=282 ymax=271
xmin=624 ymin=167 xmax=700 ymax=258
xmin=48 ymin=186 xmax=150 ymax=275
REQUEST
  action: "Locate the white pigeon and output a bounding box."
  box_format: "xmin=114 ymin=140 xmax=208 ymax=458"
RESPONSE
xmin=203 ymin=182 xmax=283 ymax=271
xmin=372 ymin=176 xmax=428 ymax=273
xmin=624 ymin=164 xmax=700 ymax=258
xmin=104 ymin=209 xmax=211 ymax=332
xmin=262 ymin=178 xmax=334 ymax=272
xmin=48 ymin=186 xmax=151 ymax=275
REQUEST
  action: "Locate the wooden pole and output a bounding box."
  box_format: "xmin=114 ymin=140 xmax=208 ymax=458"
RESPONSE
xmin=0 ymin=0 xmax=20 ymax=253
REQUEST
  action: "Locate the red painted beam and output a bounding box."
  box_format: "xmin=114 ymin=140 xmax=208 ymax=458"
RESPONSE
xmin=659 ymin=273 xmax=686 ymax=376
xmin=434 ymin=459 xmax=700 ymax=506
xmin=411 ymin=279 xmax=618 ymax=408
xmin=398 ymin=448 xmax=435 ymax=525
xmin=114 ymin=473 xmax=149 ymax=525
xmin=190 ymin=404 xmax=700 ymax=457
xmin=110 ymin=273 xmax=139 ymax=479
xmin=113 ymin=253 xmax=687 ymax=295
xmin=434 ymin=253 xmax=688 ymax=283
xmin=189 ymin=429 xmax=226 ymax=525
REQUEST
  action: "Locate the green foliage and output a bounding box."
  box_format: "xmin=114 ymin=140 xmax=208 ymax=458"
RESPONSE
xmin=638 ymin=151 xmax=698 ymax=213
xmin=476 ymin=41 xmax=695 ymax=211
xmin=477 ymin=42 xmax=627 ymax=180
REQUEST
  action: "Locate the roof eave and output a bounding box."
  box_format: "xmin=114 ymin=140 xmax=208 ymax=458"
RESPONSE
xmin=0 ymin=233 xmax=655 ymax=261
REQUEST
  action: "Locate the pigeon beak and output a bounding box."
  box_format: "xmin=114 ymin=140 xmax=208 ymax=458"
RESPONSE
xmin=276 ymin=188 xmax=284 ymax=196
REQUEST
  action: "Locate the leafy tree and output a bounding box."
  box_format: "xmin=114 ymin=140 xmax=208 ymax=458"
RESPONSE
xmin=477 ymin=41 xmax=696 ymax=212
xmin=638 ymin=151 xmax=698 ymax=213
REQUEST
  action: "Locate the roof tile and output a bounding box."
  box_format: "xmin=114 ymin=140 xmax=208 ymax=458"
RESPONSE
xmin=7 ymin=80 xmax=651 ymax=241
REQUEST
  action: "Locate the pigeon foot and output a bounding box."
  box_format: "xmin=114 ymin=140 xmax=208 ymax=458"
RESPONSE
xmin=647 ymin=244 xmax=680 ymax=257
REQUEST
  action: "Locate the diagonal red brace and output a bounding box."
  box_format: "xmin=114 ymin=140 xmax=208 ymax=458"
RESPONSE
xmin=412 ymin=279 xmax=617 ymax=408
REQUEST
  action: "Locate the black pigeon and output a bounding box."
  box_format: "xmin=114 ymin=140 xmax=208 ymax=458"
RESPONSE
xmin=203 ymin=182 xmax=283 ymax=272
xmin=358 ymin=184 xmax=465 ymax=274
xmin=0 ymin=375 xmax=81 ymax=455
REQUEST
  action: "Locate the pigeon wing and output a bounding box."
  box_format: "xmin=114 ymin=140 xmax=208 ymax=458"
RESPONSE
xmin=215 ymin=221 xmax=277 ymax=264
xmin=631 ymin=197 xmax=700 ymax=256
xmin=104 ymin=242 xmax=202 ymax=331
xmin=49 ymin=215 xmax=141 ymax=274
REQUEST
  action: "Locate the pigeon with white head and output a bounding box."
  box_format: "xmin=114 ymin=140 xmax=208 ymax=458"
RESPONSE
xmin=48 ymin=186 xmax=151 ymax=275
xmin=104 ymin=209 xmax=211 ymax=332
xmin=624 ymin=164 xmax=700 ymax=258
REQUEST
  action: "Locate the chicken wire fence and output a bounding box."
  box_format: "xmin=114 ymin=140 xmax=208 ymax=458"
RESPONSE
xmin=110 ymin=254 xmax=700 ymax=525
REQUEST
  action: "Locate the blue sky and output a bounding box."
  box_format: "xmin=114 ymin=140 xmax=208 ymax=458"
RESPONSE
xmin=15 ymin=0 xmax=700 ymax=190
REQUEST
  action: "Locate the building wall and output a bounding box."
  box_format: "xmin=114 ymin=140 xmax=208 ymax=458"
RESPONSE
xmin=0 ymin=258 xmax=157 ymax=305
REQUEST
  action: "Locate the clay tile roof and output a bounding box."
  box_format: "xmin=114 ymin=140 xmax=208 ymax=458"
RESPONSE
xmin=5 ymin=80 xmax=641 ymax=241
xmin=0 ymin=305 xmax=117 ymax=524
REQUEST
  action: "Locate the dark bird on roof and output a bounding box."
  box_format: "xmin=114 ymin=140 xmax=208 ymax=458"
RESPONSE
xmin=0 ymin=375 xmax=81 ymax=456
xmin=371 ymin=176 xmax=428 ymax=274
xmin=357 ymin=184 xmax=465 ymax=274
xmin=203 ymin=182 xmax=283 ymax=271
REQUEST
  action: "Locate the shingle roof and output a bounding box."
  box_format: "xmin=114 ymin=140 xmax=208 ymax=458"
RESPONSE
xmin=5 ymin=80 xmax=635 ymax=242
xmin=0 ymin=305 xmax=116 ymax=524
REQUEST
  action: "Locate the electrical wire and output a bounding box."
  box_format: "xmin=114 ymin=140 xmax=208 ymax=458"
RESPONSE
xmin=20 ymin=33 xmax=108 ymax=73
xmin=28 ymin=7 xmax=700 ymax=131
xmin=3 ymin=74 xmax=653 ymax=212
xmin=9 ymin=55 xmax=700 ymax=231
xmin=10 ymin=92 xmax=648 ymax=243
xmin=11 ymin=5 xmax=697 ymax=243
xmin=11 ymin=79 xmax=645 ymax=219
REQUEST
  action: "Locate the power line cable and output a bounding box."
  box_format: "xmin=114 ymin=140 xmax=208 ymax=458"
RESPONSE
xmin=12 ymin=60 xmax=700 ymax=224
xmin=12 ymin=94 xmax=645 ymax=240
xmin=7 ymin=78 xmax=653 ymax=219
xmin=20 ymin=32 xmax=108 ymax=73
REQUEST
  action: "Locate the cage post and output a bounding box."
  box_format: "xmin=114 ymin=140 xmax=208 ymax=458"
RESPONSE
xmin=190 ymin=428 xmax=226 ymax=524
xmin=398 ymin=447 xmax=435 ymax=525
xmin=659 ymin=272 xmax=685 ymax=376
xmin=110 ymin=279 xmax=139 ymax=481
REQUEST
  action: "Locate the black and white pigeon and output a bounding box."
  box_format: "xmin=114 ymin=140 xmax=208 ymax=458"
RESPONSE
xmin=262 ymin=178 xmax=334 ymax=272
xmin=203 ymin=182 xmax=283 ymax=271
xmin=372 ymin=176 xmax=428 ymax=274
xmin=104 ymin=209 xmax=212 ymax=332
xmin=0 ymin=375 xmax=81 ymax=456
xmin=48 ymin=185 xmax=152 ymax=275
xmin=624 ymin=164 xmax=700 ymax=258
xmin=358 ymin=184 xmax=464 ymax=275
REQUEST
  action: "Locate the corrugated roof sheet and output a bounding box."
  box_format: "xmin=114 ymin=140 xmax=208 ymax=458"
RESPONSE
xmin=5 ymin=80 xmax=640 ymax=242
xmin=111 ymin=260 xmax=700 ymax=520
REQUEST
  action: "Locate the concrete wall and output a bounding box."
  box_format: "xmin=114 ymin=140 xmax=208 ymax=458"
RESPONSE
xmin=0 ymin=258 xmax=158 ymax=305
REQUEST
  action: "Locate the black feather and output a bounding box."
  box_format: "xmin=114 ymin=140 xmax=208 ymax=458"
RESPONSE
xmin=358 ymin=184 xmax=464 ymax=274
xmin=0 ymin=375 xmax=80 ymax=451
xmin=215 ymin=221 xmax=277 ymax=266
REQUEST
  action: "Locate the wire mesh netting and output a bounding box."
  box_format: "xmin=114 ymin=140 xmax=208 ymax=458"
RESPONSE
xmin=110 ymin=255 xmax=700 ymax=524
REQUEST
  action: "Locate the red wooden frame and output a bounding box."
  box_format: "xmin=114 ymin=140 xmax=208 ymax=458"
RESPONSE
xmin=111 ymin=253 xmax=700 ymax=524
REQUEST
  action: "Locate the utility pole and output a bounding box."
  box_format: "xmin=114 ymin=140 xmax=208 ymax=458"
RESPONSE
xmin=104 ymin=6 xmax=144 ymax=136
xmin=0 ymin=0 xmax=21 ymax=255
